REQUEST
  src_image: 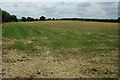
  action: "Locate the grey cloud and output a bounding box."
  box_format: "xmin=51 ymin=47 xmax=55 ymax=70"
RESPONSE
xmin=1 ymin=2 xmax=118 ymax=19
xmin=77 ymin=2 xmax=90 ymax=8
xmin=75 ymin=2 xmax=118 ymax=18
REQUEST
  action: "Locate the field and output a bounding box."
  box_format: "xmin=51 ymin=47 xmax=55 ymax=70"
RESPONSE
xmin=2 ymin=21 xmax=118 ymax=78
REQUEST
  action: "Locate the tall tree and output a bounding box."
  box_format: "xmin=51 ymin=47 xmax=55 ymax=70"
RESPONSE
xmin=35 ymin=18 xmax=39 ymax=21
xmin=11 ymin=15 xmax=18 ymax=22
xmin=21 ymin=17 xmax=27 ymax=22
xmin=1 ymin=10 xmax=18 ymax=23
xmin=118 ymin=17 xmax=120 ymax=22
xmin=52 ymin=18 xmax=55 ymax=20
xmin=2 ymin=10 xmax=11 ymax=22
xmin=0 ymin=9 xmax=2 ymax=23
xmin=40 ymin=16 xmax=45 ymax=21
xmin=27 ymin=17 xmax=34 ymax=21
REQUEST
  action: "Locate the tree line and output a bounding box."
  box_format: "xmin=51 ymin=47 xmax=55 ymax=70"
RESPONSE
xmin=1 ymin=9 xmax=120 ymax=23
xmin=1 ymin=9 xmax=57 ymax=23
xmin=21 ymin=17 xmax=57 ymax=22
xmin=1 ymin=10 xmax=18 ymax=23
xmin=61 ymin=18 xmax=119 ymax=23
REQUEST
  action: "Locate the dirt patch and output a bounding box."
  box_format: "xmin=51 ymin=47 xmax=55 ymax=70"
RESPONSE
xmin=94 ymin=33 xmax=119 ymax=38
xmin=2 ymin=38 xmax=16 ymax=45
xmin=42 ymin=37 xmax=48 ymax=40
xmin=31 ymin=37 xmax=37 ymax=40
xmin=87 ymin=32 xmax=119 ymax=38
xmin=2 ymin=38 xmax=118 ymax=78
xmin=23 ymin=40 xmax=32 ymax=44
xmin=2 ymin=49 xmax=118 ymax=78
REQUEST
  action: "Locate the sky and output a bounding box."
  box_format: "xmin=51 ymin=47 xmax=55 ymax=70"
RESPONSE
xmin=1 ymin=2 xmax=118 ymax=19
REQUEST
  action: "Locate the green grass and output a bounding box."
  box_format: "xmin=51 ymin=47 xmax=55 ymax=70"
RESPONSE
xmin=2 ymin=21 xmax=118 ymax=54
xmin=2 ymin=21 xmax=118 ymax=78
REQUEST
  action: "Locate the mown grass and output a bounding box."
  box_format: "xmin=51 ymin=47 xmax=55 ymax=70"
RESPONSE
xmin=2 ymin=21 xmax=118 ymax=78
xmin=2 ymin=21 xmax=118 ymax=55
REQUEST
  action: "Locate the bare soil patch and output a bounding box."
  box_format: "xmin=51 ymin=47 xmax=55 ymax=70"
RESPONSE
xmin=2 ymin=49 xmax=118 ymax=78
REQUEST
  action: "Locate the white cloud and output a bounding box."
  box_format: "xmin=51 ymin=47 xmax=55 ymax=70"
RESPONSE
xmin=1 ymin=0 xmax=119 ymax=2
xmin=1 ymin=2 xmax=118 ymax=19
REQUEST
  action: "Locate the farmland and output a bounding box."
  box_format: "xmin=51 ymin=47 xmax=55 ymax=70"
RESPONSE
xmin=2 ymin=21 xmax=118 ymax=78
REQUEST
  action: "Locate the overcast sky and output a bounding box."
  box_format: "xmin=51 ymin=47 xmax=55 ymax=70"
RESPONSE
xmin=1 ymin=2 xmax=118 ymax=19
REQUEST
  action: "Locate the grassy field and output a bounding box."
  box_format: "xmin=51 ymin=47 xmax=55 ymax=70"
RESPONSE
xmin=2 ymin=21 xmax=118 ymax=78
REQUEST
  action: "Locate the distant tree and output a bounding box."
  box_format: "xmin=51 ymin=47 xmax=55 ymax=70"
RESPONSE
xmin=21 ymin=17 xmax=27 ymax=22
xmin=31 ymin=18 xmax=34 ymax=21
xmin=118 ymin=17 xmax=120 ymax=22
xmin=47 ymin=18 xmax=51 ymax=20
xmin=40 ymin=16 xmax=45 ymax=21
xmin=52 ymin=18 xmax=55 ymax=20
xmin=60 ymin=18 xmax=118 ymax=23
xmin=27 ymin=17 xmax=30 ymax=21
xmin=27 ymin=17 xmax=31 ymax=21
xmin=11 ymin=15 xmax=18 ymax=22
xmin=27 ymin=17 xmax=34 ymax=21
xmin=0 ymin=9 xmax=2 ymax=23
xmin=35 ymin=18 xmax=39 ymax=21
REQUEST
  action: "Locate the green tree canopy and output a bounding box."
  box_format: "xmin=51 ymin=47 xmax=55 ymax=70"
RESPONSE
xmin=2 ymin=10 xmax=18 ymax=23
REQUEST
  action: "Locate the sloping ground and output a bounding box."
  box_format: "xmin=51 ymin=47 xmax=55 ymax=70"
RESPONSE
xmin=2 ymin=49 xmax=118 ymax=78
xmin=2 ymin=38 xmax=118 ymax=78
xmin=2 ymin=21 xmax=118 ymax=78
